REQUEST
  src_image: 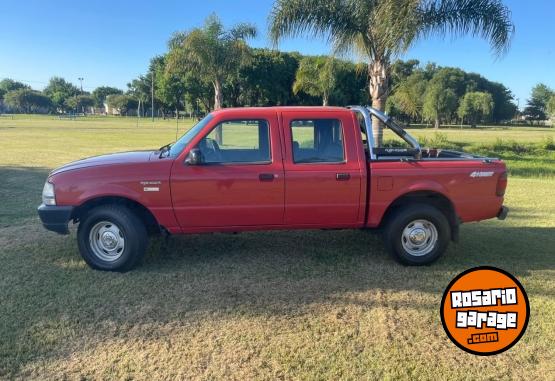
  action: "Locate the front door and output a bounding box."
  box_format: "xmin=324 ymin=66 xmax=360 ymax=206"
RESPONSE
xmin=281 ymin=111 xmax=364 ymax=227
xmin=170 ymin=111 xmax=284 ymax=230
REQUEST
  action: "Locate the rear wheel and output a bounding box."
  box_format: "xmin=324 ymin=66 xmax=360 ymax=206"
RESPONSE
xmin=77 ymin=205 xmax=148 ymax=271
xmin=383 ymin=204 xmax=450 ymax=265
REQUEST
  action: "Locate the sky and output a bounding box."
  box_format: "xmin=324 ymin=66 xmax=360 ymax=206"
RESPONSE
xmin=0 ymin=0 xmax=553 ymax=108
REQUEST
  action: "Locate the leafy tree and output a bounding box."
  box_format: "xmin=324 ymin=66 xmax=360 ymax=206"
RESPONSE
xmin=423 ymin=86 xmax=457 ymax=128
xmin=269 ymin=0 xmax=514 ymax=145
xmin=457 ymin=91 xmax=494 ymax=127
xmin=293 ymin=56 xmax=337 ymax=106
xmin=43 ymin=77 xmax=80 ymax=112
xmin=388 ymin=70 xmax=428 ymax=121
xmin=482 ymin=81 xmax=516 ymax=122
xmin=91 ymin=86 xmax=123 ymax=108
xmin=422 ymin=68 xmax=465 ymax=128
xmin=166 ymin=13 xmax=256 ymax=111
xmin=65 ymin=95 xmax=95 ymax=113
xmin=523 ymin=100 xmax=546 ymax=123
xmin=237 ymin=49 xmax=299 ymax=107
xmin=0 ymin=79 xmax=29 ymax=100
xmin=460 ymin=72 xmax=514 ymax=121
xmin=183 ymin=73 xmax=214 ymax=113
xmin=529 ymin=83 xmax=554 ymax=106
xmin=4 ymin=89 xmax=52 ymax=113
xmin=156 ymin=72 xmax=186 ymax=116
xmin=523 ymin=83 xmax=554 ymax=124
xmin=128 ymin=76 xmax=152 ymax=117
xmin=129 ymin=55 xmax=168 ymax=117
xmin=106 ymin=94 xmax=138 ymax=116
xmin=547 ymin=95 xmax=555 ymax=120
xmin=332 ymin=60 xmax=368 ymax=106
xmin=154 ymin=58 xmax=187 ymax=118
xmin=390 ymin=59 xmax=420 ymax=88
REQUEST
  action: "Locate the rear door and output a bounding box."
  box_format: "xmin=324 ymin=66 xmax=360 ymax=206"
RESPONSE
xmin=281 ymin=110 xmax=365 ymax=227
xmin=170 ymin=110 xmax=284 ymax=229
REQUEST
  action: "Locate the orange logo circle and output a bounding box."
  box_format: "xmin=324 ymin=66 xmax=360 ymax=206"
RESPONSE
xmin=440 ymin=266 xmax=529 ymax=356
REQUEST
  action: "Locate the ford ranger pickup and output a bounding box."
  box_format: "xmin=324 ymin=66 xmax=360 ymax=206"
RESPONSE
xmin=38 ymin=106 xmax=508 ymax=271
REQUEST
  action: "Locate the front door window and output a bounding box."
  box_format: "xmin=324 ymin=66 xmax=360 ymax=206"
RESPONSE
xmin=199 ymin=120 xmax=271 ymax=164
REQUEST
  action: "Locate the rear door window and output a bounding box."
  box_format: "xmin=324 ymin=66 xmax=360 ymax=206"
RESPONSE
xmin=290 ymin=119 xmax=344 ymax=163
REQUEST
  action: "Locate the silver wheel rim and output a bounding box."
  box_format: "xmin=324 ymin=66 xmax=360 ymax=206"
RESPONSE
xmin=401 ymin=219 xmax=438 ymax=257
xmin=89 ymin=221 xmax=125 ymax=262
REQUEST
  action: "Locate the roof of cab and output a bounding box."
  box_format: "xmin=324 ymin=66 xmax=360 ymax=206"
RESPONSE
xmin=210 ymin=106 xmax=351 ymax=115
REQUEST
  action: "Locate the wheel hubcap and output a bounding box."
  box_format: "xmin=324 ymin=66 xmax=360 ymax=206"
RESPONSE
xmin=401 ymin=219 xmax=438 ymax=257
xmin=89 ymin=221 xmax=125 ymax=262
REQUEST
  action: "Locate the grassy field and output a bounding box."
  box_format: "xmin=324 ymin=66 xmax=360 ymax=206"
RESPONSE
xmin=1 ymin=115 xmax=554 ymax=380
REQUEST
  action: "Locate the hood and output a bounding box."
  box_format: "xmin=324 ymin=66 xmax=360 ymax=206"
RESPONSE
xmin=51 ymin=150 xmax=157 ymax=175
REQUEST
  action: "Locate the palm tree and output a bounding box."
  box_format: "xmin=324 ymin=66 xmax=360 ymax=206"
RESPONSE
xmin=269 ymin=0 xmax=514 ymax=144
xmin=293 ymin=56 xmax=337 ymax=106
xmin=167 ymin=13 xmax=256 ymax=111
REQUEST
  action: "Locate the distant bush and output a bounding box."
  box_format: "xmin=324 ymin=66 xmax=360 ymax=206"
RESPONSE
xmin=477 ymin=138 xmax=531 ymax=155
xmin=382 ymin=139 xmax=406 ymax=148
xmin=419 ymin=132 xmax=463 ymax=150
xmin=540 ymin=137 xmax=555 ymax=150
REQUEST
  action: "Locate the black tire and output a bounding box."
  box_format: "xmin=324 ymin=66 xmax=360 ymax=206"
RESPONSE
xmin=77 ymin=205 xmax=148 ymax=271
xmin=383 ymin=204 xmax=450 ymax=265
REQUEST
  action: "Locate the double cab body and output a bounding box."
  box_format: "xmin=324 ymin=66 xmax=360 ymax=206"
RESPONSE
xmin=39 ymin=106 xmax=508 ymax=271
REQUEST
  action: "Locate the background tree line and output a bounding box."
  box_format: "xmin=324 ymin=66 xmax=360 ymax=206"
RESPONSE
xmin=0 ymin=13 xmax=553 ymax=127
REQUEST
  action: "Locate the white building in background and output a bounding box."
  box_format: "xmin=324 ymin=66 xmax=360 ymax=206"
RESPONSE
xmin=103 ymin=102 xmax=137 ymax=116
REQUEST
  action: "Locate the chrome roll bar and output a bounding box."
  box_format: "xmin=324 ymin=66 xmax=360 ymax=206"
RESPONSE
xmin=365 ymin=107 xmax=421 ymax=153
xmin=348 ymin=105 xmax=421 ymax=160
xmin=347 ymin=106 xmax=376 ymax=160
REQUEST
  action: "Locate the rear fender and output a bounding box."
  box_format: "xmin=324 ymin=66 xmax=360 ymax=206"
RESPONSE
xmin=370 ymin=181 xmax=459 ymax=241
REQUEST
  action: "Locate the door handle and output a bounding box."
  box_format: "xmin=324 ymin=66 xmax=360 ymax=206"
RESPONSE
xmin=336 ymin=173 xmax=350 ymax=181
xmin=259 ymin=173 xmax=276 ymax=181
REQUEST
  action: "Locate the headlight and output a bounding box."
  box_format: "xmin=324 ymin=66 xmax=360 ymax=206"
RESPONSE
xmin=42 ymin=181 xmax=56 ymax=206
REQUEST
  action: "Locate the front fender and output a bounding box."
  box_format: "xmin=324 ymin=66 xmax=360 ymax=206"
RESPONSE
xmin=50 ymin=164 xmax=179 ymax=232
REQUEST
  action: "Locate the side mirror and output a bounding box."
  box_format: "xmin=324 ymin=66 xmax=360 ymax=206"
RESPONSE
xmin=185 ymin=148 xmax=203 ymax=165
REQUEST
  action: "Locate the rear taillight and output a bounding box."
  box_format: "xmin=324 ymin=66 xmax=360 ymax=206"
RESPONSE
xmin=496 ymin=171 xmax=508 ymax=197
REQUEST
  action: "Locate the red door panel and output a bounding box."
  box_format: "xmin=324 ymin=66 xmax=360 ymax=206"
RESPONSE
xmin=170 ymin=111 xmax=284 ymax=229
xmin=281 ymin=111 xmax=365 ymax=227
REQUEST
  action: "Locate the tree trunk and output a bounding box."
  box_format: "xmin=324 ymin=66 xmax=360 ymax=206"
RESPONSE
xmin=213 ymin=79 xmax=223 ymax=110
xmin=322 ymin=94 xmax=329 ymax=107
xmin=369 ymin=59 xmax=389 ymax=147
xmin=434 ymin=118 xmax=440 ymax=129
xmin=213 ymin=79 xmax=223 ymax=144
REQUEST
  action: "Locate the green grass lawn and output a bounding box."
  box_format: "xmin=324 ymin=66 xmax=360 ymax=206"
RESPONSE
xmin=1 ymin=115 xmax=554 ymax=379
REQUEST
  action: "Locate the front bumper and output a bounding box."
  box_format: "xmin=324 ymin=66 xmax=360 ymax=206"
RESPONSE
xmin=37 ymin=204 xmax=74 ymax=234
xmin=497 ymin=206 xmax=509 ymax=220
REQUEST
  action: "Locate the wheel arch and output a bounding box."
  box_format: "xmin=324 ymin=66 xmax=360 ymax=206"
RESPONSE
xmin=380 ymin=191 xmax=460 ymax=242
xmin=72 ymin=196 xmax=162 ymax=235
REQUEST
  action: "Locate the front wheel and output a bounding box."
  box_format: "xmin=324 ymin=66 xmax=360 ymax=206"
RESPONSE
xmin=383 ymin=204 xmax=450 ymax=265
xmin=77 ymin=205 xmax=148 ymax=271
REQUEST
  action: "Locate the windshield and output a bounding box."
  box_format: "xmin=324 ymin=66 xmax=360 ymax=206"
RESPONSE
xmin=169 ymin=114 xmax=213 ymax=158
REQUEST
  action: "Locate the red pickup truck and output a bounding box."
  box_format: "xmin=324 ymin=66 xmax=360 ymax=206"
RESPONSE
xmin=38 ymin=106 xmax=508 ymax=271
